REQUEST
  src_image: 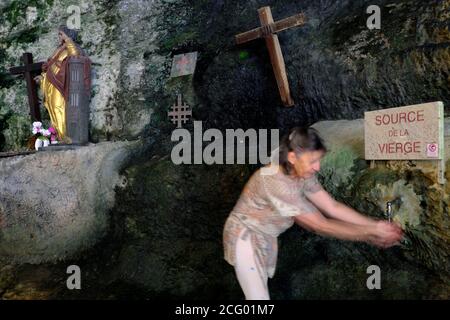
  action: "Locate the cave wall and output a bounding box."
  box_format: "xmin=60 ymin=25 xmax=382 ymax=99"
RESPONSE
xmin=1 ymin=0 xmax=450 ymax=151
xmin=0 ymin=0 xmax=449 ymax=299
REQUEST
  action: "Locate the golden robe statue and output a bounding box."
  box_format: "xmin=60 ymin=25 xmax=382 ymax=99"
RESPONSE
xmin=39 ymin=27 xmax=86 ymax=141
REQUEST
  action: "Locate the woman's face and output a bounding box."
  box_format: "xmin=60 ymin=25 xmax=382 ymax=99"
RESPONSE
xmin=288 ymin=150 xmax=324 ymax=179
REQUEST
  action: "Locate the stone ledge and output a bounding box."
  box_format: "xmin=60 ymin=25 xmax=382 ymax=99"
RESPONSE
xmin=0 ymin=140 xmax=141 ymax=264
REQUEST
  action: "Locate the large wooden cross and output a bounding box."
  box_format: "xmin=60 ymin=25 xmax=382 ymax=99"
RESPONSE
xmin=235 ymin=7 xmax=306 ymax=107
xmin=9 ymin=52 xmax=44 ymax=121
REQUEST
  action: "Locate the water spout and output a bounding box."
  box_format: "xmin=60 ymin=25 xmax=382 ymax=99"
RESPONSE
xmin=386 ymin=201 xmax=392 ymax=222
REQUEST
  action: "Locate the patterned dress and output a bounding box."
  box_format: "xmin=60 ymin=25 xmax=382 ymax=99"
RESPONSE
xmin=223 ymin=165 xmax=323 ymax=280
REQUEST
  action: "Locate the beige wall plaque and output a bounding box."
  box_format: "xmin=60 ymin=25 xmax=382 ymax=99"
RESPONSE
xmin=365 ymin=101 xmax=444 ymax=160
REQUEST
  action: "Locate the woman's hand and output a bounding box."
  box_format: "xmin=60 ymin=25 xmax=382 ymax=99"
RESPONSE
xmin=367 ymin=221 xmax=403 ymax=248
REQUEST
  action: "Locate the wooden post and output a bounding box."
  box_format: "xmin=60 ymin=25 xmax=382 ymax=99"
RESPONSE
xmin=438 ymin=158 xmax=446 ymax=185
xmin=9 ymin=52 xmax=44 ymax=122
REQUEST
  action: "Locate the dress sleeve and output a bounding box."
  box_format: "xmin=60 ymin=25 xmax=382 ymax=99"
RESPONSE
xmin=303 ymin=175 xmax=324 ymax=196
xmin=262 ymin=173 xmax=318 ymax=217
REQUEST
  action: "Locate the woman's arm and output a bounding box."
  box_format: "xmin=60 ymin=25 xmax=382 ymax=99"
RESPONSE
xmin=294 ymin=210 xmax=402 ymax=248
xmin=306 ymin=189 xmax=378 ymax=227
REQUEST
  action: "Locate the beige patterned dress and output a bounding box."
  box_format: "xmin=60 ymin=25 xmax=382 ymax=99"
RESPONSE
xmin=223 ymin=165 xmax=323 ymax=280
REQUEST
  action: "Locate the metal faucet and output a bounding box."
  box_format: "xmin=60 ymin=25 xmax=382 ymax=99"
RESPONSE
xmin=386 ymin=201 xmax=392 ymax=222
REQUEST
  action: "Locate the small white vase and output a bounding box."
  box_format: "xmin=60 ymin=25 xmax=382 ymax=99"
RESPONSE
xmin=35 ymin=138 xmax=49 ymax=150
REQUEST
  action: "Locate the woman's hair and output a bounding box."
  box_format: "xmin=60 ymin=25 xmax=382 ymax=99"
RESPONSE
xmin=278 ymin=127 xmax=327 ymax=175
xmin=59 ymin=25 xmax=78 ymax=42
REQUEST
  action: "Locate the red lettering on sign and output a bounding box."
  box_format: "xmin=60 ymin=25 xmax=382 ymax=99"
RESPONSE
xmin=399 ymin=112 xmax=407 ymax=123
xmin=388 ymin=143 xmax=394 ymax=153
xmin=374 ymin=110 xmax=425 ymax=126
xmin=414 ymin=141 xmax=421 ymax=152
xmin=407 ymin=111 xmax=416 ymax=122
xmin=377 ymin=141 xmax=421 ymax=154
xmin=417 ymin=110 xmax=424 ymax=121
xmin=375 ymin=115 xmax=382 ymax=126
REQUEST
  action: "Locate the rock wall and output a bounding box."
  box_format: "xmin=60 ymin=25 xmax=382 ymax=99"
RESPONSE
xmin=0 ymin=0 xmax=449 ymax=299
xmin=2 ymin=0 xmax=450 ymax=151
xmin=313 ymin=119 xmax=450 ymax=278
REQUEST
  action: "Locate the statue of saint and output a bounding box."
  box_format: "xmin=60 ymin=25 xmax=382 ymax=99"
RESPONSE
xmin=35 ymin=26 xmax=91 ymax=143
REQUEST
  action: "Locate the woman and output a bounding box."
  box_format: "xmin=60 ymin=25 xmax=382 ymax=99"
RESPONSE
xmin=223 ymin=127 xmax=403 ymax=300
